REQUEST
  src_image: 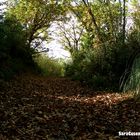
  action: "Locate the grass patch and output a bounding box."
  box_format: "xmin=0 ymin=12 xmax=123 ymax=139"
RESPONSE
xmin=35 ymin=54 xmax=65 ymax=77
xmin=123 ymin=56 xmax=140 ymax=101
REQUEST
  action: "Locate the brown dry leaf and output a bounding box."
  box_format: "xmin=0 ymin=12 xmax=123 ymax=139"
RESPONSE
xmin=0 ymin=74 xmax=139 ymax=139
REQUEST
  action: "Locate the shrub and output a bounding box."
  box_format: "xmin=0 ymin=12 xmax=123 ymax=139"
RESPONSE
xmin=35 ymin=55 xmax=64 ymax=77
xmin=0 ymin=15 xmax=35 ymax=79
xmin=64 ymin=42 xmax=133 ymax=90
xmin=123 ymin=56 xmax=140 ymax=101
xmin=121 ymin=29 xmax=140 ymax=100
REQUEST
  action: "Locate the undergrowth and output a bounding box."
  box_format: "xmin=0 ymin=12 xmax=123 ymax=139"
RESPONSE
xmin=35 ymin=54 xmax=64 ymax=77
xmin=123 ymin=56 xmax=140 ymax=101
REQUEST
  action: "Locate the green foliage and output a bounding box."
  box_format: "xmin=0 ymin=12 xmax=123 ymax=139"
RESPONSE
xmin=65 ymin=39 xmax=132 ymax=90
xmin=121 ymin=16 xmax=140 ymax=100
xmin=61 ymin=0 xmax=136 ymax=91
xmin=0 ymin=0 xmax=139 ymax=93
xmin=7 ymin=0 xmax=66 ymax=48
xmin=123 ymin=56 xmax=140 ymax=101
xmin=121 ymin=1 xmax=140 ymax=99
xmin=0 ymin=15 xmax=35 ymax=79
xmin=35 ymin=55 xmax=64 ymax=77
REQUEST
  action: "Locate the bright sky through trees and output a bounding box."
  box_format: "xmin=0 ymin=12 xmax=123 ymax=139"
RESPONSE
xmin=47 ymin=40 xmax=70 ymax=59
xmin=47 ymin=23 xmax=70 ymax=59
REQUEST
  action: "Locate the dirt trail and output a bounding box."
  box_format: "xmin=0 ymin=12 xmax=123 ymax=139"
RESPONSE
xmin=0 ymin=74 xmax=139 ymax=140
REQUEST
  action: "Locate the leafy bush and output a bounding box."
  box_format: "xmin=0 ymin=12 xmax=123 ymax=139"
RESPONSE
xmin=0 ymin=15 xmax=35 ymax=79
xmin=64 ymin=42 xmax=132 ymax=90
xmin=123 ymin=56 xmax=140 ymax=101
xmin=35 ymin=55 xmax=64 ymax=77
xmin=121 ymin=29 xmax=140 ymax=100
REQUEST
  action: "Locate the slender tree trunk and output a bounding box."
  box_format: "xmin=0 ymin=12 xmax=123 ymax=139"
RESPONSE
xmin=122 ymin=0 xmax=126 ymax=45
xmin=82 ymin=0 xmax=103 ymax=43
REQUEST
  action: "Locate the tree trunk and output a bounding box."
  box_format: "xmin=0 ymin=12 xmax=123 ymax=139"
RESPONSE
xmin=122 ymin=0 xmax=126 ymax=45
xmin=82 ymin=0 xmax=103 ymax=43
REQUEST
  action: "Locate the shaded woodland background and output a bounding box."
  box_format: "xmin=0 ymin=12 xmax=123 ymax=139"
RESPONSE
xmin=0 ymin=0 xmax=140 ymax=139
xmin=0 ymin=0 xmax=140 ymax=95
xmin=0 ymin=0 xmax=140 ymax=94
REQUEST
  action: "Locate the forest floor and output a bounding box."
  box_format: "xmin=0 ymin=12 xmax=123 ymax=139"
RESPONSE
xmin=0 ymin=73 xmax=140 ymax=140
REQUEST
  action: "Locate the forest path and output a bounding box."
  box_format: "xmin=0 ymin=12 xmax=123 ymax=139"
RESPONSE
xmin=0 ymin=74 xmax=139 ymax=140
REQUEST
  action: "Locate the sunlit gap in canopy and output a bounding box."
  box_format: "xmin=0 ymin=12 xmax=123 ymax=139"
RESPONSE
xmin=45 ymin=13 xmax=80 ymax=60
xmin=46 ymin=40 xmax=71 ymax=59
xmin=0 ymin=0 xmax=7 ymax=13
xmin=44 ymin=21 xmax=71 ymax=60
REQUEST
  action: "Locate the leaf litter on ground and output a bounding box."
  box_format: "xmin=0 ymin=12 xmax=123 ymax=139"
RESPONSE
xmin=0 ymin=73 xmax=139 ymax=140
